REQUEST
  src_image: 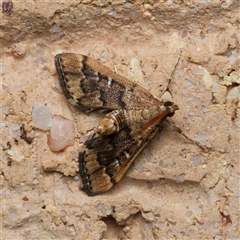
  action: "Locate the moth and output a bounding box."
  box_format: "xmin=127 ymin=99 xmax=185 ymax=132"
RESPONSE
xmin=55 ymin=53 xmax=179 ymax=196
xmin=2 ymin=0 xmax=13 ymax=15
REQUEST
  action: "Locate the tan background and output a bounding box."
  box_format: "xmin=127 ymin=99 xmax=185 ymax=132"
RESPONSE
xmin=1 ymin=0 xmax=239 ymax=239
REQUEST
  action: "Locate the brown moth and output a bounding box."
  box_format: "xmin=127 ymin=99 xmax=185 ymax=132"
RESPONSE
xmin=2 ymin=0 xmax=13 ymax=15
xmin=55 ymin=53 xmax=179 ymax=196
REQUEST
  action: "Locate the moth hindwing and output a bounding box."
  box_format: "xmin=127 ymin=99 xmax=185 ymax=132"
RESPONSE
xmin=55 ymin=53 xmax=179 ymax=196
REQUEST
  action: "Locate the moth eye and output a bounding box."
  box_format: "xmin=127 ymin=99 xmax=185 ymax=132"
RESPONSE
xmin=164 ymin=101 xmax=173 ymax=107
xmin=168 ymin=112 xmax=175 ymax=117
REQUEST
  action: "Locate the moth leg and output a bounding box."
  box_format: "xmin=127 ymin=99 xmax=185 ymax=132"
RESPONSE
xmin=95 ymin=109 xmax=127 ymax=135
xmin=165 ymin=119 xmax=214 ymax=152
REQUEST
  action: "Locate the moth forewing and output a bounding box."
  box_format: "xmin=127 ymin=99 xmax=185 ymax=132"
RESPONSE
xmin=55 ymin=53 xmax=179 ymax=195
xmin=79 ymin=122 xmax=162 ymax=196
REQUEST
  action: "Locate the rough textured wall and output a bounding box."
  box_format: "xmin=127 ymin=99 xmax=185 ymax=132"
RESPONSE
xmin=1 ymin=0 xmax=239 ymax=239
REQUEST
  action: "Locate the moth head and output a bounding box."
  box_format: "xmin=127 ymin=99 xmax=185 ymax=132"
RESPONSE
xmin=164 ymin=101 xmax=179 ymax=117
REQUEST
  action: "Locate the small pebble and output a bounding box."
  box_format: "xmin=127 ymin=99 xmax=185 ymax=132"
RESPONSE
xmin=48 ymin=115 xmax=75 ymax=152
xmin=32 ymin=104 xmax=52 ymax=130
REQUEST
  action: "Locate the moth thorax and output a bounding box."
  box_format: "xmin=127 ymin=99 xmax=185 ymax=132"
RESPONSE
xmin=128 ymin=109 xmax=154 ymax=122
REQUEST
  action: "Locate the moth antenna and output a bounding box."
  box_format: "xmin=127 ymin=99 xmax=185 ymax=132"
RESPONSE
xmin=159 ymin=56 xmax=180 ymax=99
xmin=170 ymin=56 xmax=181 ymax=79
xmin=141 ymin=110 xmax=170 ymax=130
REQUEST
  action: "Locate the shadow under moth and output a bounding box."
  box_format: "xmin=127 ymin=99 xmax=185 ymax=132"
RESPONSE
xmin=55 ymin=53 xmax=179 ymax=196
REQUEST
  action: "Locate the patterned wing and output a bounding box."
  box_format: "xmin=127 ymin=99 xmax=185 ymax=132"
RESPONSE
xmin=55 ymin=53 xmax=158 ymax=111
xmin=79 ymin=121 xmax=161 ymax=196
